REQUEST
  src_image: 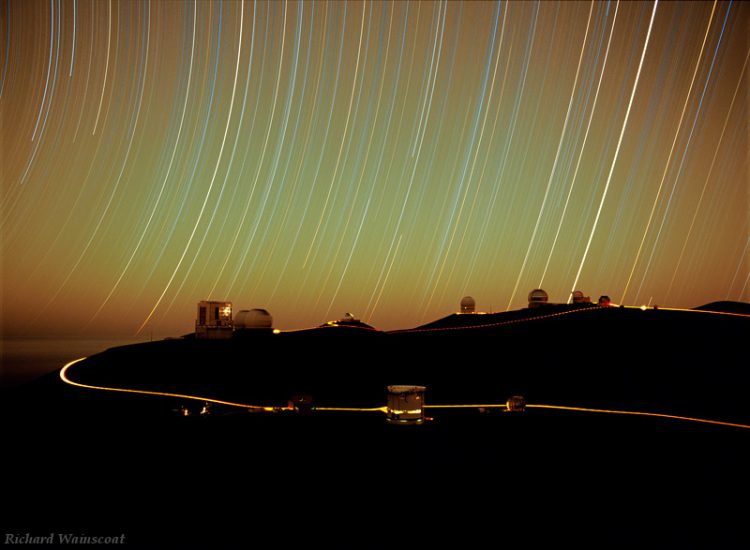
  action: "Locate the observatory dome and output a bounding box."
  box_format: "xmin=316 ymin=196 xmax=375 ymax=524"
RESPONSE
xmin=572 ymin=290 xmax=590 ymax=304
xmin=234 ymin=308 xmax=273 ymax=329
xmin=528 ymin=289 xmax=549 ymax=307
xmin=460 ymin=296 xmax=476 ymax=314
xmin=321 ymin=313 xmax=376 ymax=329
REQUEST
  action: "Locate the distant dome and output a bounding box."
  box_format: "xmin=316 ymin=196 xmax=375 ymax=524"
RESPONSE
xmin=571 ymin=290 xmax=590 ymax=304
xmin=234 ymin=309 xmax=273 ymax=329
xmin=460 ymin=296 xmax=476 ymax=314
xmin=320 ymin=312 xmax=376 ymax=330
xmin=528 ymin=289 xmax=549 ymax=307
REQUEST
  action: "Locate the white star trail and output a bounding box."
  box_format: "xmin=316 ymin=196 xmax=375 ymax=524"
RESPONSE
xmin=91 ymin=0 xmax=111 ymax=135
xmin=91 ymin=0 xmax=191 ymax=324
xmin=421 ymin=1 xmax=504 ymax=315
xmin=33 ymin=0 xmax=151 ymax=325
xmin=68 ymin=0 xmax=76 ymax=77
xmin=539 ymin=1 xmax=620 ymax=289
xmin=1 ymin=1 xmax=746 ymax=337
xmin=0 ymin=1 xmax=9 ymax=98
xmin=138 ymin=0 xmax=245 ymax=334
xmin=619 ymin=1 xmax=718 ymax=304
xmin=30 ymin=0 xmax=55 ymax=142
xmin=507 ymin=0 xmax=594 ymax=309
xmin=570 ymin=0 xmax=658 ymax=301
xmin=632 ymin=3 xmax=731 ymax=304
xmin=303 ymin=1 xmax=367 ymax=269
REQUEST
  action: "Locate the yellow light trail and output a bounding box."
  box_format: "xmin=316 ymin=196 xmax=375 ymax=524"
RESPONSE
xmin=274 ymin=305 xmax=750 ymax=336
xmin=424 ymin=404 xmax=507 ymax=409
xmin=389 ymin=303 xmax=600 ymax=334
xmin=526 ymin=404 xmax=750 ymax=431
xmin=59 ymin=357 xmax=288 ymax=412
xmin=311 ymin=405 xmax=510 ymax=413
xmin=314 ymin=402 xmax=750 ymax=431
xmin=312 ymin=400 xmax=750 ymax=432
xmin=60 ymin=358 xmax=750 ymax=430
xmin=620 ymin=304 xmax=750 ymax=319
xmin=313 ymin=406 xmax=388 ymax=413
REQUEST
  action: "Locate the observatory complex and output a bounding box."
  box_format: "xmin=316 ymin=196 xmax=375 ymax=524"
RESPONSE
xmin=195 ymin=301 xmax=276 ymax=339
xmin=194 ymin=289 xmax=607 ymax=339
xmin=527 ymin=289 xmax=596 ymax=308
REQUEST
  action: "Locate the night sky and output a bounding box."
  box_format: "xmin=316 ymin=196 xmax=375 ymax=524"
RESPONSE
xmin=1 ymin=0 xmax=748 ymax=338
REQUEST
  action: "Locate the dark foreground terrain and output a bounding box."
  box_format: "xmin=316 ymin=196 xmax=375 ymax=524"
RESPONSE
xmin=2 ymin=304 xmax=749 ymax=548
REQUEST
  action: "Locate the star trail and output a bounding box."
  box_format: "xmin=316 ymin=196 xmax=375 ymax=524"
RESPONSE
xmin=1 ymin=0 xmax=748 ymax=337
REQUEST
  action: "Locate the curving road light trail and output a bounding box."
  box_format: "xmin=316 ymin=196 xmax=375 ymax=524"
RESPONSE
xmin=59 ymin=357 xmax=287 ymax=412
xmin=315 ymin=402 xmax=750 ymax=431
xmin=525 ymin=404 xmax=750 ymax=431
xmin=60 ymin=334 xmax=750 ymax=432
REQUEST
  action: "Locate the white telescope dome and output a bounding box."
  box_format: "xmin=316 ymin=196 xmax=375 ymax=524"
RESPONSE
xmin=234 ymin=308 xmax=273 ymax=329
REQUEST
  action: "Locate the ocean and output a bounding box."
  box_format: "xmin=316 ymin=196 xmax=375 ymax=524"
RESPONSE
xmin=0 ymin=338 xmax=148 ymax=390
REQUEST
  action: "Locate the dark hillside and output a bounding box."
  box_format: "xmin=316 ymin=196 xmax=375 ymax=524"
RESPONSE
xmin=694 ymin=300 xmax=750 ymax=315
xmin=3 ymin=304 xmax=749 ymax=548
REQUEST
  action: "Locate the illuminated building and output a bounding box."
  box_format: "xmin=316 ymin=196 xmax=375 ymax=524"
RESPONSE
xmin=386 ymin=385 xmax=426 ymax=425
xmin=195 ymin=301 xmax=233 ymax=339
xmin=288 ymin=394 xmax=313 ymax=414
xmin=506 ymin=395 xmax=526 ymax=412
xmin=460 ymin=296 xmax=476 ymax=314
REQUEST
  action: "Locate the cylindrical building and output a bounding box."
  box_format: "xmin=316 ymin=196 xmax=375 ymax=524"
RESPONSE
xmin=386 ymin=385 xmax=426 ymax=425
